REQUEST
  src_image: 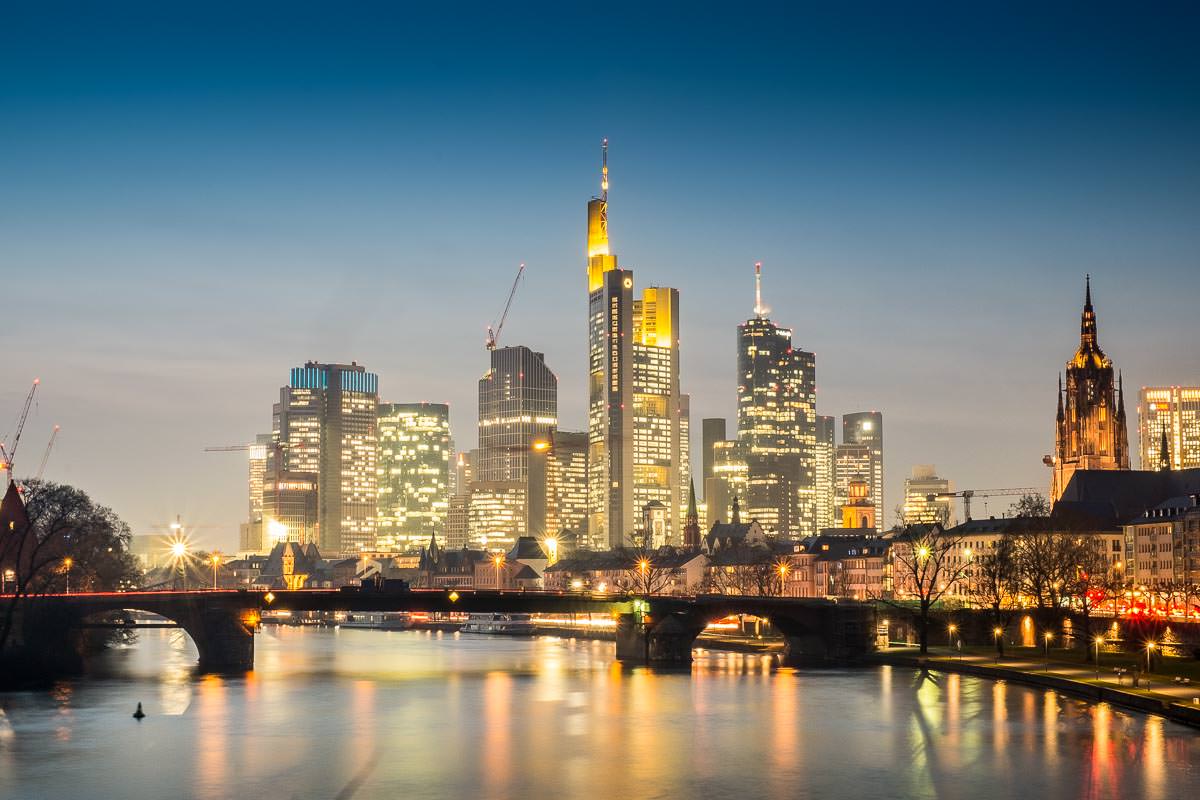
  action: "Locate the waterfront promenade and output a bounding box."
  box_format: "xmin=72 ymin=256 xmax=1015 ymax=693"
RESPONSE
xmin=878 ymin=645 xmax=1200 ymax=728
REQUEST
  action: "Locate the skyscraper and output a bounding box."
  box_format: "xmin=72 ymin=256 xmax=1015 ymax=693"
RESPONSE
xmin=842 ymin=411 xmax=883 ymax=528
xmin=274 ymin=362 xmax=379 ymax=555
xmin=701 ymin=418 xmax=727 ymax=493
xmin=586 ymin=141 xmax=686 ymax=548
xmin=735 ymin=263 xmax=817 ymax=537
xmin=813 ymin=415 xmax=836 ymax=530
xmin=238 ymin=433 xmax=271 ymax=553
xmin=376 ymin=402 xmax=451 ymax=551
xmin=1050 ymin=276 xmax=1129 ymax=501
xmin=1138 ymin=386 xmax=1200 ymax=471
xmin=901 ymin=465 xmax=954 ymax=526
xmin=471 ymin=345 xmax=557 ymax=550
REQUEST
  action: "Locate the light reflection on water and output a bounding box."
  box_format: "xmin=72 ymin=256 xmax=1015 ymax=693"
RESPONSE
xmin=1 ymin=628 xmax=1198 ymax=800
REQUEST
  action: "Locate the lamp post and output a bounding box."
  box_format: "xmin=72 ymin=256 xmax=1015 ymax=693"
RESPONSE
xmin=1044 ymin=631 xmax=1053 ymax=672
xmin=1146 ymin=641 xmax=1156 ymax=674
xmin=947 ymin=623 xmax=957 ymax=651
xmin=1094 ymin=635 xmax=1104 ymax=681
xmin=777 ymin=562 xmax=789 ymax=596
xmin=63 ymin=557 xmax=73 ymax=594
xmin=993 ymin=627 xmax=1002 ymax=663
xmin=493 ymin=553 xmax=505 ymax=590
xmin=209 ymin=553 xmax=222 ymax=590
xmin=638 ymin=558 xmax=650 ymax=594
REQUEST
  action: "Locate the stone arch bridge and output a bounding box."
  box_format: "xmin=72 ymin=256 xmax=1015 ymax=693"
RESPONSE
xmin=12 ymin=589 xmax=876 ymax=674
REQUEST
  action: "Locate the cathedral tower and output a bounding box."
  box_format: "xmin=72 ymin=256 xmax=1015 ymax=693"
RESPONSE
xmin=1050 ymin=276 xmax=1129 ymax=501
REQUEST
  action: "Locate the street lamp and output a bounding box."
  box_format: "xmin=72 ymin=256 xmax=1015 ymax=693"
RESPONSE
xmin=947 ymin=623 xmax=957 ymax=650
xmin=62 ymin=557 xmax=73 ymax=594
xmin=777 ymin=562 xmax=790 ymax=596
xmin=993 ymin=626 xmax=1003 ymax=663
xmin=1044 ymin=631 xmax=1054 ymax=672
xmin=1094 ymin=635 xmax=1105 ymax=681
xmin=209 ymin=553 xmax=222 ymax=590
xmin=493 ymin=553 xmax=505 ymax=590
xmin=1146 ymin=640 xmax=1156 ymax=674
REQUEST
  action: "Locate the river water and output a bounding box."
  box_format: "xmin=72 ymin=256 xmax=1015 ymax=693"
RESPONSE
xmin=1 ymin=626 xmax=1198 ymax=799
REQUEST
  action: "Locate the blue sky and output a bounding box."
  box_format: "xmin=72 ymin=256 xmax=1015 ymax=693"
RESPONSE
xmin=3 ymin=3 xmax=1199 ymax=547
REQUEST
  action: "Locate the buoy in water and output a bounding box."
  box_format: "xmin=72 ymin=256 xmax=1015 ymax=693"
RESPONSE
xmin=133 ymin=702 xmax=145 ymax=720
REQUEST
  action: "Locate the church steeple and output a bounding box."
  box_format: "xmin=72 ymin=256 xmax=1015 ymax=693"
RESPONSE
xmin=1080 ymin=274 xmax=1099 ymax=350
xmin=1159 ymin=429 xmax=1172 ymax=472
xmin=683 ymin=479 xmax=701 ymax=549
xmin=1056 ymin=373 xmax=1065 ymax=423
xmin=731 ymin=495 xmax=741 ymax=525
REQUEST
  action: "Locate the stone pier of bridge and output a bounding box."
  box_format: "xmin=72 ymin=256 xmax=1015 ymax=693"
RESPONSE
xmin=614 ymin=601 xmax=877 ymax=667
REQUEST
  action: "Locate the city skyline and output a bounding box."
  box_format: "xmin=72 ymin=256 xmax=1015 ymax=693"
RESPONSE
xmin=5 ymin=4 xmax=1200 ymax=549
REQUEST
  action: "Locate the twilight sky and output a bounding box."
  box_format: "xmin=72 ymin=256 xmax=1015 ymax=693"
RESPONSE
xmin=3 ymin=3 xmax=1199 ymax=549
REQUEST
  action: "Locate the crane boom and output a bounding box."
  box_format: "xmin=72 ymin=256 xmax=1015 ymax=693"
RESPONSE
xmin=35 ymin=425 xmax=60 ymax=481
xmin=1 ymin=378 xmax=40 ymax=482
xmin=486 ymin=263 xmax=525 ymax=350
xmin=929 ymin=487 xmax=1045 ymax=520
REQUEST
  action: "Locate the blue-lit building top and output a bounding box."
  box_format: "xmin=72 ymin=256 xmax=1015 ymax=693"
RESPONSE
xmin=291 ymin=362 xmax=379 ymax=394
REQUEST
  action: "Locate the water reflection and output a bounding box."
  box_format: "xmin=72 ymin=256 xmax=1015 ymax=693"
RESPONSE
xmin=0 ymin=629 xmax=1197 ymax=800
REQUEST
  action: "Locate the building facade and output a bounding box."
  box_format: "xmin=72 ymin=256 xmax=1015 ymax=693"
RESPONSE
xmin=735 ymin=263 xmax=817 ymax=538
xmin=842 ymin=411 xmax=883 ymax=528
xmin=1139 ymin=386 xmax=1200 ymax=471
xmin=901 ymin=464 xmax=954 ymax=527
xmin=376 ymin=402 xmax=451 ymax=551
xmin=586 ymin=141 xmax=685 ymax=549
xmin=1050 ymin=277 xmax=1130 ymax=501
xmin=273 ymin=362 xmax=379 ymax=555
xmin=813 ymin=415 xmax=836 ymax=531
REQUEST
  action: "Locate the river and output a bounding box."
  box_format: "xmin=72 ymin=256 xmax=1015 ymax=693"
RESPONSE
xmin=1 ymin=626 xmax=1198 ymax=799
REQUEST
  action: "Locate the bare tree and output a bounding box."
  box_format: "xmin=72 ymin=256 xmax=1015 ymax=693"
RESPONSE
xmin=0 ymin=481 xmax=140 ymax=652
xmin=970 ymin=536 xmax=1019 ymax=657
xmin=619 ymin=548 xmax=677 ymax=595
xmin=885 ymin=525 xmax=972 ymax=654
xmin=701 ymin=543 xmax=779 ymax=596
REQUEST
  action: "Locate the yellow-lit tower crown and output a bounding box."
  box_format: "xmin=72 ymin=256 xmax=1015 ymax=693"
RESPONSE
xmin=587 ymin=138 xmax=618 ymax=291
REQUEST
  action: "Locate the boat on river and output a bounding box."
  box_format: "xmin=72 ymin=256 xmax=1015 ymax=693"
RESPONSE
xmin=337 ymin=612 xmax=412 ymax=631
xmin=460 ymin=613 xmax=536 ymax=635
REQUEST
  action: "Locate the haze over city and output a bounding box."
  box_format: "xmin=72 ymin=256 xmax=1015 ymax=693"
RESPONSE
xmin=4 ymin=3 xmax=1199 ymax=549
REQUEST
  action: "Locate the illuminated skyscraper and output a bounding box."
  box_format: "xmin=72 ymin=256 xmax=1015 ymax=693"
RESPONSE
xmin=238 ymin=433 xmax=271 ymax=553
xmin=1050 ymin=276 xmax=1129 ymax=500
xmin=842 ymin=411 xmax=883 ymax=528
xmin=376 ymin=402 xmax=451 ymax=551
xmin=813 ymin=415 xmax=836 ymax=530
xmin=735 ymin=263 xmax=816 ymax=537
xmin=586 ymin=141 xmax=686 ymax=548
xmin=273 ymin=361 xmax=379 ymax=555
xmin=1138 ymin=387 xmax=1200 ymax=471
xmin=478 ymin=345 xmax=558 ymax=483
xmin=473 ymin=346 xmax=558 ymax=549
xmin=901 ymin=465 xmax=954 ymax=526
xmin=544 ymin=430 xmax=589 ymax=538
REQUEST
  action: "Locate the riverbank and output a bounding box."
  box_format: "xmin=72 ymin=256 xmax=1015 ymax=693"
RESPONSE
xmin=876 ymin=646 xmax=1200 ymax=730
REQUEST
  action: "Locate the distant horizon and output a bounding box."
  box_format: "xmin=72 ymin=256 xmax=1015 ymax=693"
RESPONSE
xmin=5 ymin=3 xmax=1198 ymax=549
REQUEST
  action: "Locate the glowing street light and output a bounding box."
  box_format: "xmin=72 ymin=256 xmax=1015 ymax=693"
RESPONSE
xmin=1044 ymin=631 xmax=1054 ymax=672
xmin=62 ymin=557 xmax=73 ymax=594
xmin=947 ymin=623 xmax=957 ymax=650
xmin=493 ymin=553 xmax=505 ymax=590
xmin=1094 ymin=635 xmax=1105 ymax=681
xmin=777 ymin=561 xmax=790 ymax=596
xmin=1146 ymin=640 xmax=1157 ymax=674
xmin=993 ymin=626 xmax=1003 ymax=663
xmin=209 ymin=552 xmax=222 ymax=590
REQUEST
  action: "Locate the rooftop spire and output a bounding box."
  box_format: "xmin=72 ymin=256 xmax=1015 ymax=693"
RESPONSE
xmin=601 ymin=138 xmax=609 ymax=202
xmin=753 ymin=262 xmax=765 ymax=317
xmin=1080 ymin=274 xmax=1099 ymax=349
xmin=1159 ymin=429 xmax=1171 ymax=471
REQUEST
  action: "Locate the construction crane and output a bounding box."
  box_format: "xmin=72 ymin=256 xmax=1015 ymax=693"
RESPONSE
xmin=927 ymin=487 xmax=1045 ymax=521
xmin=0 ymin=378 xmax=40 ymax=483
xmin=485 ymin=263 xmax=525 ymax=351
xmin=34 ymin=425 xmax=60 ymax=481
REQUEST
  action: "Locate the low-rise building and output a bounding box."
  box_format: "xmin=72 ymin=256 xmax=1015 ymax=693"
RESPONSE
xmin=1123 ymin=495 xmax=1200 ymax=588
